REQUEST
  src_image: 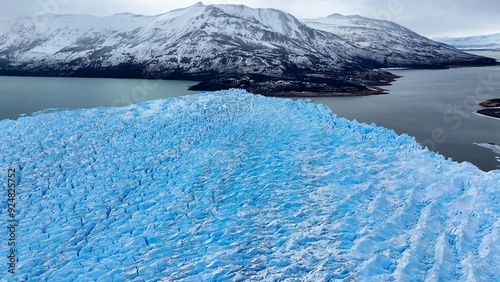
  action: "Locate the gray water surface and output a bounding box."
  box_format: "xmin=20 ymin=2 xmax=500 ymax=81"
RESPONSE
xmin=310 ymin=51 xmax=500 ymax=171
xmin=0 ymin=76 xmax=198 ymax=120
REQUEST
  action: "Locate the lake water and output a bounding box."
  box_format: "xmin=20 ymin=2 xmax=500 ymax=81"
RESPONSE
xmin=310 ymin=51 xmax=500 ymax=171
xmin=0 ymin=76 xmax=198 ymax=120
xmin=0 ymin=51 xmax=499 ymax=171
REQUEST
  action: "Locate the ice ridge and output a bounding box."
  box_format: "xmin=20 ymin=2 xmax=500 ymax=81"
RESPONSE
xmin=0 ymin=89 xmax=498 ymax=281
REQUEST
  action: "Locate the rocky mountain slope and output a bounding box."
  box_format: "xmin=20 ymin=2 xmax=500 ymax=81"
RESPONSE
xmin=0 ymin=3 xmax=496 ymax=95
xmin=434 ymin=33 xmax=500 ymax=51
xmin=302 ymin=14 xmax=495 ymax=68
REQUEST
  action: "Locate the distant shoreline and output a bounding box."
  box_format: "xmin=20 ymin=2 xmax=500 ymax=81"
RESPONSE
xmin=477 ymin=98 xmax=500 ymax=120
xmin=476 ymin=108 xmax=500 ymax=120
xmin=188 ymin=74 xmax=400 ymax=97
xmin=1 ymin=61 xmax=499 ymax=97
xmin=461 ymin=49 xmax=500 ymax=52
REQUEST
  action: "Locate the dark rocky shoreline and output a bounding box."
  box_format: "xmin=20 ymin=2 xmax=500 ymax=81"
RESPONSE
xmin=479 ymin=99 xmax=500 ymax=107
xmin=0 ymin=61 xmax=496 ymax=97
xmin=477 ymin=108 xmax=500 ymax=119
xmin=188 ymin=71 xmax=401 ymax=96
xmin=477 ymin=98 xmax=500 ymax=119
xmin=0 ymin=64 xmax=402 ymax=96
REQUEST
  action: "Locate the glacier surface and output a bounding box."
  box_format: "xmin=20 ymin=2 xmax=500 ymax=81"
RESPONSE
xmin=0 ymin=90 xmax=499 ymax=281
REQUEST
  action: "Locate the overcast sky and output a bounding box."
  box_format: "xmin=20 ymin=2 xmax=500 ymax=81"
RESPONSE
xmin=1 ymin=0 xmax=499 ymax=38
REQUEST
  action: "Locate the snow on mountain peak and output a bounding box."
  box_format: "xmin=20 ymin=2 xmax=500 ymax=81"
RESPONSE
xmin=305 ymin=13 xmax=407 ymax=32
xmin=434 ymin=33 xmax=500 ymax=50
xmin=327 ymin=13 xmax=364 ymax=20
xmin=302 ymin=14 xmax=492 ymax=68
xmin=0 ymin=3 xmax=358 ymax=81
xmin=327 ymin=13 xmax=342 ymax=18
xmin=0 ymin=4 xmax=495 ymax=92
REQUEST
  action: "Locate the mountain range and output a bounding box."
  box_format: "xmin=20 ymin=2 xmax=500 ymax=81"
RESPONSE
xmin=0 ymin=2 xmax=496 ymax=95
xmin=434 ymin=33 xmax=500 ymax=51
xmin=302 ymin=14 xmax=494 ymax=68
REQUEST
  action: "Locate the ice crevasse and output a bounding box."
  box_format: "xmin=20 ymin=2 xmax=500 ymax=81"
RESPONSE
xmin=0 ymin=89 xmax=499 ymax=281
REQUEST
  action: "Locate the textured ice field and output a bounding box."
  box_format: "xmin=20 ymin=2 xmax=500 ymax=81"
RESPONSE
xmin=1 ymin=90 xmax=499 ymax=281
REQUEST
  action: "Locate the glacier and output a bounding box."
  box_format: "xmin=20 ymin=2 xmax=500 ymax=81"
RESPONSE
xmin=435 ymin=33 xmax=500 ymax=51
xmin=0 ymin=89 xmax=499 ymax=281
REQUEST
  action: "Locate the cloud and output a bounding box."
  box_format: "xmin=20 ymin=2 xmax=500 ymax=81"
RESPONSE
xmin=386 ymin=0 xmax=500 ymax=37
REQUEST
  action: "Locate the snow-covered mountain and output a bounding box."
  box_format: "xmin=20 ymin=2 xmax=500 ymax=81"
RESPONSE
xmin=434 ymin=33 xmax=500 ymax=51
xmin=0 ymin=3 xmax=496 ymax=94
xmin=0 ymin=3 xmax=360 ymax=79
xmin=302 ymin=14 xmax=493 ymax=68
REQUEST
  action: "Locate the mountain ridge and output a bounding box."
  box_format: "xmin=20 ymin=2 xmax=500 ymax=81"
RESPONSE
xmin=0 ymin=3 xmax=497 ymax=96
xmin=301 ymin=14 xmax=494 ymax=68
xmin=434 ymin=33 xmax=500 ymax=51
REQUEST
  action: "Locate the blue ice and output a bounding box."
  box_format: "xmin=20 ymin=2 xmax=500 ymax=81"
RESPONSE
xmin=0 ymin=89 xmax=498 ymax=281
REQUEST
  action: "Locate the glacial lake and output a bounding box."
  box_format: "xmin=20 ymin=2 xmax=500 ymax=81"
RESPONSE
xmin=0 ymin=77 xmax=198 ymax=120
xmin=0 ymin=51 xmax=499 ymax=171
xmin=311 ymin=51 xmax=500 ymax=172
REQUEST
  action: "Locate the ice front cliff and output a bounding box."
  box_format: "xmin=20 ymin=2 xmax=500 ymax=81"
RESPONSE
xmin=0 ymin=90 xmax=499 ymax=281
